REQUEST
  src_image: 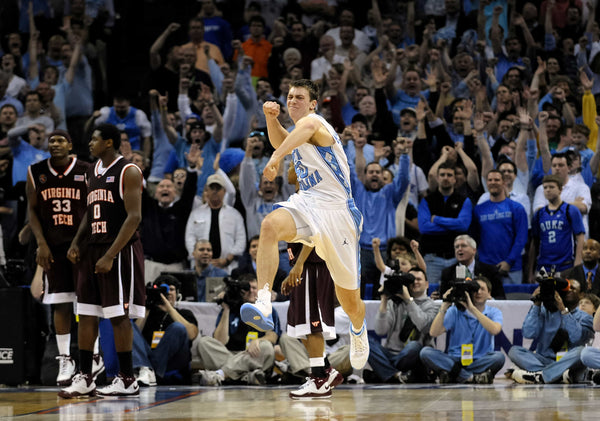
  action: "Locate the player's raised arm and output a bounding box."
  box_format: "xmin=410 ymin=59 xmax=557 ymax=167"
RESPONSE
xmin=264 ymin=101 xmax=289 ymax=149
xmin=263 ymin=116 xmax=320 ymax=181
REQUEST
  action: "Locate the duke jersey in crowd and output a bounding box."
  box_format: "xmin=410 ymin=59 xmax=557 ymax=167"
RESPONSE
xmin=291 ymin=114 xmax=354 ymax=204
xmin=86 ymin=156 xmax=142 ymax=244
xmin=532 ymin=202 xmax=585 ymax=271
xmin=28 ymin=157 xmax=90 ymax=246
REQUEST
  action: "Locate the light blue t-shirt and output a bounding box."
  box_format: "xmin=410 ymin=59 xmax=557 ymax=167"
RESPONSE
xmin=444 ymin=304 xmax=503 ymax=359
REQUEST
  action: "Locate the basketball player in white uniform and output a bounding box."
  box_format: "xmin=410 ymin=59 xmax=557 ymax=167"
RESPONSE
xmin=240 ymin=80 xmax=369 ymax=387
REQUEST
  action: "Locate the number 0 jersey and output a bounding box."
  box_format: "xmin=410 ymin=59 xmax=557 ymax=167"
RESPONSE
xmin=87 ymin=156 xmax=142 ymax=245
xmin=28 ymin=157 xmax=90 ymax=247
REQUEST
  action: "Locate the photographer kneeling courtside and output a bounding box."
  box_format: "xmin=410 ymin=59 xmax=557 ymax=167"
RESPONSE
xmin=419 ymin=276 xmax=505 ymax=384
xmin=508 ymin=270 xmax=593 ymax=384
xmin=194 ymin=274 xmax=281 ymax=385
xmin=133 ymin=275 xmax=199 ymax=386
xmin=369 ymin=265 xmax=438 ymax=383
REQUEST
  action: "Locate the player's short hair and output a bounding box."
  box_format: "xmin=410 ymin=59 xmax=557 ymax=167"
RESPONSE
xmin=96 ymin=123 xmax=121 ymax=150
xmin=290 ymin=79 xmax=320 ymax=101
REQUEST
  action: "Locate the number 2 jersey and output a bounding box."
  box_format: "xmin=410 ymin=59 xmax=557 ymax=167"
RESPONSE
xmin=86 ymin=156 xmax=142 ymax=245
xmin=28 ymin=157 xmax=90 ymax=247
xmin=532 ymin=202 xmax=585 ymax=271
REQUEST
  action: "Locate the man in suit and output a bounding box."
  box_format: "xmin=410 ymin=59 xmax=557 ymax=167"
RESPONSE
xmin=440 ymin=235 xmax=506 ymax=300
xmin=563 ymin=239 xmax=600 ymax=295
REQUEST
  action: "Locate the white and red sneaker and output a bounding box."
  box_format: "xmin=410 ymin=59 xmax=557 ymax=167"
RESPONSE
xmin=97 ymin=373 xmax=139 ymax=397
xmin=325 ymin=367 xmax=344 ymax=388
xmin=58 ymin=373 xmax=96 ymax=399
xmin=289 ymin=376 xmax=332 ymax=400
xmin=92 ymin=354 xmax=105 ymax=381
xmin=56 ymin=355 xmax=77 ymax=386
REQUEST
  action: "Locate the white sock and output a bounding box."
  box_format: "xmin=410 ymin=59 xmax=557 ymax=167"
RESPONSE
xmin=56 ymin=334 xmax=71 ymax=356
xmin=93 ymin=337 xmax=100 ymax=354
xmin=309 ymin=357 xmax=325 ymax=367
xmin=258 ymin=283 xmax=272 ymax=302
xmin=351 ymin=322 xmax=364 ymax=335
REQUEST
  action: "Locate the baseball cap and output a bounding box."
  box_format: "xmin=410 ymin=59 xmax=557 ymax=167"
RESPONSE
xmin=400 ymin=107 xmax=417 ymax=117
xmin=189 ymin=121 xmax=205 ymax=132
xmin=206 ymin=173 xmax=226 ymax=188
xmin=185 ymin=113 xmax=202 ymax=122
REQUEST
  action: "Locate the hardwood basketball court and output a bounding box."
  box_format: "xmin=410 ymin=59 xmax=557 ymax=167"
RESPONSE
xmin=3 ymin=379 xmax=600 ymax=420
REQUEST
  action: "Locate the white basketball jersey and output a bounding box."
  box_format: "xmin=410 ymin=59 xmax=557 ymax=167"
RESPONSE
xmin=291 ymin=113 xmax=353 ymax=204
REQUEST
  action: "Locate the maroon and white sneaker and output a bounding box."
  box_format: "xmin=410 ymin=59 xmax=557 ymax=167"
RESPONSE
xmin=289 ymin=376 xmax=332 ymax=400
xmin=58 ymin=373 xmax=96 ymax=399
xmin=92 ymin=354 xmax=105 ymax=381
xmin=97 ymin=373 xmax=139 ymax=397
xmin=56 ymin=355 xmax=77 ymax=386
xmin=325 ymin=367 xmax=344 ymax=388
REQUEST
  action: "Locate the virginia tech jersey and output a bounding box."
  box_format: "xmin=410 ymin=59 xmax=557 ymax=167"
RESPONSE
xmin=87 ymin=156 xmax=142 ymax=244
xmin=28 ymin=158 xmax=90 ymax=247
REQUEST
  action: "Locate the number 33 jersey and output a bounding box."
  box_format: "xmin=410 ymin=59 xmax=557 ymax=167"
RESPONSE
xmin=28 ymin=157 xmax=90 ymax=247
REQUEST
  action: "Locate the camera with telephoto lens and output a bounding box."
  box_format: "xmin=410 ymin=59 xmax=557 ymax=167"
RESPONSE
xmin=533 ymin=267 xmax=570 ymax=313
xmin=146 ymin=283 xmax=169 ymax=308
xmin=0 ymin=259 xmax=28 ymax=287
xmin=215 ymin=276 xmax=250 ymax=310
xmin=444 ymin=265 xmax=480 ymax=311
xmin=383 ymin=260 xmax=415 ymax=304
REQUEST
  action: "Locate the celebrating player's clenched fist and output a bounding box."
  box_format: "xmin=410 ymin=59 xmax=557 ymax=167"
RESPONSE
xmin=263 ymin=101 xmax=280 ymax=118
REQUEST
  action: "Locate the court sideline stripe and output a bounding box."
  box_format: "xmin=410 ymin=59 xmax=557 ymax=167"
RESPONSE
xmin=16 ymin=390 xmax=204 ymax=416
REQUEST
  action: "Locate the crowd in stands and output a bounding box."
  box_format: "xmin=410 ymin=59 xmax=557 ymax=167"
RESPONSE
xmin=4 ymin=0 xmax=600 ymax=388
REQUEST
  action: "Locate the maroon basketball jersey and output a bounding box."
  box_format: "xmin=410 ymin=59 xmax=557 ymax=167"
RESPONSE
xmin=28 ymin=157 xmax=90 ymax=247
xmin=86 ymin=156 xmax=142 ymax=244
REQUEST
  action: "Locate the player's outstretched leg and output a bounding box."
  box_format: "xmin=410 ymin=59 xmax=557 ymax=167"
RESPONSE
xmin=349 ymin=319 xmax=369 ymax=369
xmin=335 ymin=286 xmax=369 ymax=369
xmin=241 ymin=283 xmax=274 ymax=331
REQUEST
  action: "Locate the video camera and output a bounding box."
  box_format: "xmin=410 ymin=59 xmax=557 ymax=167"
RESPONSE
xmin=444 ymin=265 xmax=480 ymax=311
xmin=533 ymin=267 xmax=570 ymax=313
xmin=382 ymin=260 xmax=415 ymax=303
xmin=0 ymin=260 xmax=29 ymax=288
xmin=214 ymin=276 xmax=250 ymax=310
xmin=146 ymin=283 xmax=169 ymax=308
